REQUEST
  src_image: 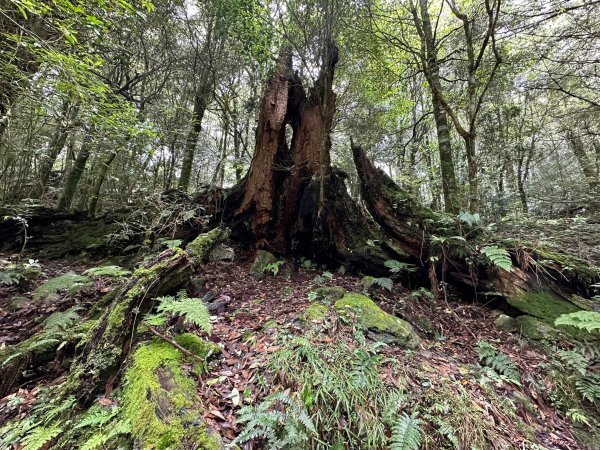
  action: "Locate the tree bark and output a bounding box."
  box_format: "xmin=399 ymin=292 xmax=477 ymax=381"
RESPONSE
xmin=229 ymin=43 xmax=388 ymax=267
xmin=413 ymin=0 xmax=460 ymax=214
xmin=34 ymin=101 xmax=79 ymax=198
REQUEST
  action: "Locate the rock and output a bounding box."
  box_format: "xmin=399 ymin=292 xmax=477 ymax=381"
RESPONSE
xmin=210 ymin=244 xmax=235 ymax=262
xmin=506 ymin=291 xmax=580 ymax=324
xmin=249 ymin=250 xmax=277 ymax=277
xmin=334 ymin=293 xmax=420 ymax=348
xmin=494 ymin=313 xmax=518 ymax=332
xmin=314 ymin=286 xmax=346 ymax=301
xmin=300 ymin=303 xmax=328 ymax=322
xmin=514 ymin=315 xmax=563 ymax=343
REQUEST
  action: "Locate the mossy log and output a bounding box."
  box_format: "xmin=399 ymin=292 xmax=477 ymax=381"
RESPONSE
xmin=120 ymin=340 xmax=221 ymax=450
xmin=63 ymin=248 xmax=193 ymax=403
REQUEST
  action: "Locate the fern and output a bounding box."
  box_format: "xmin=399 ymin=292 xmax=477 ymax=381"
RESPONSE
xmin=390 ymin=412 xmax=423 ymax=450
xmin=21 ymin=424 xmax=62 ymax=450
xmin=44 ymin=306 xmax=82 ymax=332
xmin=476 ymin=341 xmax=520 ymax=383
xmin=385 ymin=260 xmax=418 ymax=274
xmin=364 ymin=276 xmax=394 ymax=291
xmin=83 ymin=265 xmax=130 ymax=277
xmin=555 ymin=311 xmax=600 ymax=333
xmin=556 ymin=349 xmax=590 ymax=376
xmin=80 ymin=420 xmax=130 ymax=450
xmin=232 ymin=392 xmax=315 ymax=449
xmin=75 ymin=404 xmax=118 ymax=429
xmin=155 ymin=291 xmax=211 ymax=334
xmin=566 ymin=408 xmax=592 ymax=427
xmin=576 ymin=373 xmax=600 ymax=403
xmin=481 ymin=246 xmax=513 ymax=272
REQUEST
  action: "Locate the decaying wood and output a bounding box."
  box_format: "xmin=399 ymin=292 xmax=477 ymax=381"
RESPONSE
xmin=63 ymin=248 xmax=193 ymax=402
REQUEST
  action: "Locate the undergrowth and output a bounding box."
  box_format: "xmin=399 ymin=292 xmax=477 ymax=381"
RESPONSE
xmin=235 ymin=334 xmax=408 ymax=449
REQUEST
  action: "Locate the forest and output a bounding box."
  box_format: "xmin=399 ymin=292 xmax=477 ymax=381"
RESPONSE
xmin=0 ymin=0 xmax=599 ymax=449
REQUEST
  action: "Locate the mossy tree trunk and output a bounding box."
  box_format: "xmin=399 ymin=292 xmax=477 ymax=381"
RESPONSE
xmin=57 ymin=135 xmax=92 ymax=211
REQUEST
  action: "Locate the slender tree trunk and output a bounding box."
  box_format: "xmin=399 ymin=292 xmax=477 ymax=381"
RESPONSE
xmin=57 ymin=136 xmax=91 ymax=211
xmin=415 ymin=0 xmax=460 ymax=214
xmin=34 ymin=101 xmax=79 ymax=198
xmin=464 ymin=135 xmax=479 ymax=213
xmin=179 ymin=91 xmax=209 ymax=191
xmin=88 ymin=149 xmax=118 ymax=217
xmin=432 ymin=97 xmax=460 ymax=213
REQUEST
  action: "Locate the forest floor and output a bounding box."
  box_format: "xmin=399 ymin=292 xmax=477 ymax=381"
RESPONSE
xmin=0 ymin=247 xmax=594 ymax=449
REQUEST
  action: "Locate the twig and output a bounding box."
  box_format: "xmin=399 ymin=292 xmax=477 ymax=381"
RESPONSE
xmin=147 ymin=326 xmax=205 ymax=363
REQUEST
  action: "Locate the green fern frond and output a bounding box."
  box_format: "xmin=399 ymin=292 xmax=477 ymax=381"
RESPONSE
xmin=83 ymin=265 xmax=130 ymax=277
xmin=44 ymin=306 xmax=82 ymax=332
xmin=156 ymin=292 xmax=211 ymax=334
xmin=75 ymin=404 xmax=118 ymax=429
xmin=232 ymin=392 xmax=315 ymax=449
xmin=556 ymin=349 xmax=590 ymax=376
xmin=390 ymin=412 xmax=423 ymax=450
xmin=476 ymin=341 xmax=520 ymax=382
xmin=22 ymin=424 xmax=62 ymax=450
xmin=555 ymin=311 xmax=600 ymax=333
xmin=576 ymin=373 xmax=600 ymax=403
xmin=481 ymin=246 xmax=513 ymax=272
xmin=79 ymin=419 xmax=130 ymax=450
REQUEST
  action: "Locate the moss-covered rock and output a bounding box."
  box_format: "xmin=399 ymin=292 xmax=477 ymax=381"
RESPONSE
xmin=506 ymin=291 xmax=580 ymax=324
xmin=249 ymin=250 xmax=277 ymax=277
xmin=515 ymin=315 xmax=564 ymax=343
xmin=300 ymin=303 xmax=328 ymax=322
xmin=122 ymin=340 xmax=221 ymax=450
xmin=209 ymin=244 xmax=234 ymax=262
xmin=334 ymin=293 xmax=420 ymax=348
xmin=33 ymin=273 xmax=92 ymax=300
xmin=314 ymin=286 xmax=346 ymax=301
xmin=186 ymin=228 xmax=229 ymax=263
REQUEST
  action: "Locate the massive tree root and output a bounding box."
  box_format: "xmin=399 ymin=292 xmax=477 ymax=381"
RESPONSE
xmin=351 ymin=141 xmax=599 ymax=337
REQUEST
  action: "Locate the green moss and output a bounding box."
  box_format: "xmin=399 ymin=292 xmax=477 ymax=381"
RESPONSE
xmin=300 ymin=303 xmax=328 ymax=322
xmin=186 ymin=228 xmax=229 ymax=262
xmin=314 ymin=286 xmax=346 ymax=301
xmin=33 ymin=273 xmax=92 ymax=300
xmin=515 ymin=315 xmax=563 ymax=343
xmin=506 ymin=291 xmax=580 ymax=324
xmin=122 ymin=340 xmax=221 ymax=450
xmin=174 ymin=333 xmax=220 ymax=360
xmin=334 ymin=293 xmax=420 ymax=348
xmin=534 ymin=248 xmax=600 ymax=282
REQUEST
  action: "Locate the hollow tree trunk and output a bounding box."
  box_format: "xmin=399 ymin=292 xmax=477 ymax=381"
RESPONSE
xmin=232 ymin=43 xmax=381 ymax=264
